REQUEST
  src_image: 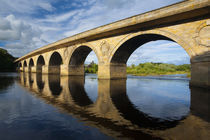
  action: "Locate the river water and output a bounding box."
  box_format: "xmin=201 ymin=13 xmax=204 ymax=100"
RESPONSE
xmin=0 ymin=73 xmax=209 ymax=140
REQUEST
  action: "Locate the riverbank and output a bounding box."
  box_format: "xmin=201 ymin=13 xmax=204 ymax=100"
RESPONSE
xmin=127 ymin=71 xmax=191 ymax=78
xmin=129 ymin=72 xmax=190 ymax=78
xmin=85 ymin=62 xmax=191 ymax=77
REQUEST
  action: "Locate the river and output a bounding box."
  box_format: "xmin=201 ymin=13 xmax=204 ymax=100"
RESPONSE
xmin=0 ymin=73 xmax=209 ymax=140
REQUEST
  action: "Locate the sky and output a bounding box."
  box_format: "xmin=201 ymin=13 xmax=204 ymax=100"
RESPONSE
xmin=0 ymin=0 xmax=190 ymax=65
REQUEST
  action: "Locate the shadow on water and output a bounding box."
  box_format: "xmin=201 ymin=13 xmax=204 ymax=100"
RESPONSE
xmin=16 ymin=73 xmax=210 ymax=139
xmin=68 ymin=76 xmax=93 ymax=107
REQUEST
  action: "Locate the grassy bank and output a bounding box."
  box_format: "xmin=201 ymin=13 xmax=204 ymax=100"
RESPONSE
xmin=85 ymin=62 xmax=191 ymax=77
xmin=127 ymin=63 xmax=190 ymax=77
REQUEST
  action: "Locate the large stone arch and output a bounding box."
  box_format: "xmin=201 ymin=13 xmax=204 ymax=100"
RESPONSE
xmin=48 ymin=51 xmax=63 ymax=74
xmin=101 ymin=30 xmax=192 ymax=79
xmin=68 ymin=44 xmax=99 ymax=76
xmin=36 ymin=55 xmax=45 ymax=73
xmin=109 ymin=30 xmax=193 ymax=63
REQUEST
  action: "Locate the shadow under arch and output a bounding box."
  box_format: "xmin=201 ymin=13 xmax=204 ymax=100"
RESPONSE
xmin=109 ymin=79 xmax=187 ymax=130
xmin=68 ymin=45 xmax=99 ymax=76
xmin=49 ymin=51 xmax=63 ymax=74
xmin=68 ymin=76 xmax=93 ymax=107
xmin=36 ymin=55 xmax=45 ymax=73
xmin=18 ymin=62 xmax=22 ymax=69
xmin=29 ymin=58 xmax=34 ymax=73
xmin=48 ymin=74 xmax=62 ymax=97
xmin=23 ymin=60 xmax=27 ymax=72
xmin=110 ymin=33 xmax=191 ymax=64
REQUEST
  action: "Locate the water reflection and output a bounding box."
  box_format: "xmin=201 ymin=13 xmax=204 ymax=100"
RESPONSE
xmin=190 ymin=86 xmax=210 ymax=122
xmin=17 ymin=73 xmax=210 ymax=139
xmin=28 ymin=73 xmax=34 ymax=88
xmin=109 ymin=79 xmax=182 ymax=129
xmin=69 ymin=76 xmax=93 ymax=106
xmin=0 ymin=74 xmax=14 ymax=92
xmin=48 ymin=74 xmax=62 ymax=96
xmin=36 ymin=73 xmax=44 ymax=92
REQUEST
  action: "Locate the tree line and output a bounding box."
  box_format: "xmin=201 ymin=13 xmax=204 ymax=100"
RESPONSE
xmin=0 ymin=48 xmax=16 ymax=72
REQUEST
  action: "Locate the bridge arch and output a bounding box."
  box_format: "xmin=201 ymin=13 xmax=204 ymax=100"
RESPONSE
xmin=29 ymin=58 xmax=34 ymax=72
xmin=110 ymin=30 xmax=193 ymax=64
xmin=49 ymin=51 xmax=63 ymax=74
xmin=18 ymin=62 xmax=22 ymax=70
xmin=23 ymin=60 xmax=27 ymax=67
xmin=68 ymin=45 xmax=99 ymax=76
xmin=36 ymin=55 xmax=45 ymax=73
xmin=23 ymin=60 xmax=27 ymax=72
xmin=18 ymin=62 xmax=22 ymax=68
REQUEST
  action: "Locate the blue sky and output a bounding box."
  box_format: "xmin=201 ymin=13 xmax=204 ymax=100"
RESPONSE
xmin=0 ymin=0 xmax=189 ymax=65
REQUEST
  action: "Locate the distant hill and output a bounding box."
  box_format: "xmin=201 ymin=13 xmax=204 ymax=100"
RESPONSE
xmin=0 ymin=48 xmax=16 ymax=72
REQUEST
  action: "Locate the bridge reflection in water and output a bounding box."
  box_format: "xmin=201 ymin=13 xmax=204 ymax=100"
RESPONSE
xmin=19 ymin=73 xmax=210 ymax=140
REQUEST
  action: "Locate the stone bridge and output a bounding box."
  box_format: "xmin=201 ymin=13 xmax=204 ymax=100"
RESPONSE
xmin=15 ymin=0 xmax=210 ymax=88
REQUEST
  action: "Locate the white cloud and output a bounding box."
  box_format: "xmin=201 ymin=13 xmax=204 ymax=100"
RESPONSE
xmin=0 ymin=0 xmax=187 ymax=66
xmin=39 ymin=10 xmax=81 ymax=23
xmin=85 ymin=51 xmax=98 ymax=64
xmin=0 ymin=14 xmax=46 ymax=56
xmin=0 ymin=0 xmax=55 ymax=15
xmin=127 ymin=40 xmax=190 ymax=65
xmin=38 ymin=2 xmax=55 ymax=12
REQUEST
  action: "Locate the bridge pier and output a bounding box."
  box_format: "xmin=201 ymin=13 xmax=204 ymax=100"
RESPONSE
xmin=36 ymin=66 xmax=43 ymax=73
xmin=48 ymin=66 xmax=60 ymax=74
xmin=19 ymin=67 xmax=23 ymax=72
xmin=98 ymin=63 xmax=126 ymax=79
xmin=24 ymin=67 xmax=29 ymax=73
xmin=29 ymin=66 xmax=36 ymax=73
xmin=42 ymin=65 xmax=49 ymax=74
xmin=68 ymin=65 xmax=84 ymax=76
xmin=190 ymin=52 xmax=210 ymax=88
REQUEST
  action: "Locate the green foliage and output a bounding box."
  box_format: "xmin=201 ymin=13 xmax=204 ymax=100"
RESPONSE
xmin=127 ymin=62 xmax=190 ymax=76
xmin=0 ymin=48 xmax=16 ymax=72
xmin=85 ymin=61 xmax=98 ymax=73
xmin=85 ymin=62 xmax=191 ymax=76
